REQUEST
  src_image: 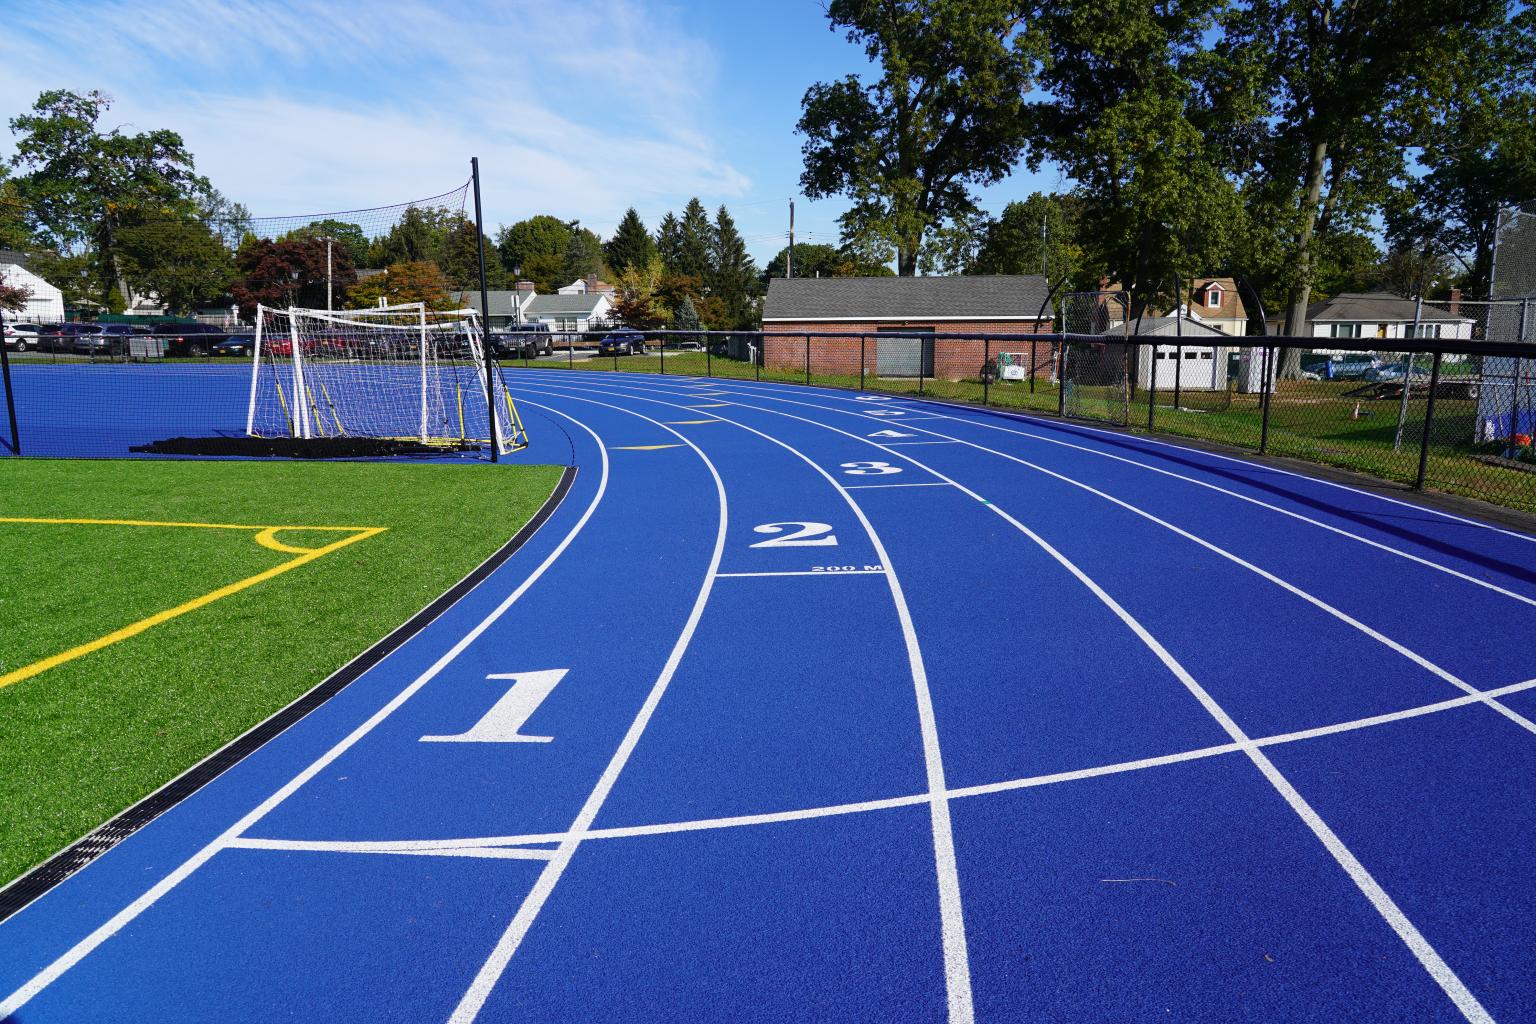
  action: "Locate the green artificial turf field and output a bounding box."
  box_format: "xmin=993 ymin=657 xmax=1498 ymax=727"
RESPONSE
xmin=0 ymin=457 xmax=563 ymax=885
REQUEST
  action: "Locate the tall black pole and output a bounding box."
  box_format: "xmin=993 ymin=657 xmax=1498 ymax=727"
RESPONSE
xmin=0 ymin=310 xmax=20 ymax=456
xmin=471 ymin=157 xmax=499 ymax=462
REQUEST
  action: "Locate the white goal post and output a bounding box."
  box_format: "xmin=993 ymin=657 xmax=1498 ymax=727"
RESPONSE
xmin=246 ymin=302 xmax=526 ymax=455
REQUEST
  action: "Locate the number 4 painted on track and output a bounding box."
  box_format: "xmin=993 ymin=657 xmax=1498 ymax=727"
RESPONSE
xmin=420 ymin=669 xmax=568 ymax=744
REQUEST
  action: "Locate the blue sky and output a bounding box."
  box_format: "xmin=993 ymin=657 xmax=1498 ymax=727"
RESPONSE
xmin=1 ymin=0 xmax=1065 ymax=265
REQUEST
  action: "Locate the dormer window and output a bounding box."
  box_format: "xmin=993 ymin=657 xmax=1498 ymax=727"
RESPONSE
xmin=1204 ymin=284 xmax=1222 ymax=309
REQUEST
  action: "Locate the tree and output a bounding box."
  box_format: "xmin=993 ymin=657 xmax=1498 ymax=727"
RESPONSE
xmin=496 ymin=215 xmax=571 ymax=292
xmin=797 ymin=0 xmax=1037 ymax=275
xmin=8 ymin=89 xmax=220 ymax=308
xmin=441 ymin=217 xmax=506 ymax=290
xmin=344 ymin=260 xmax=452 ymax=310
xmin=561 ymin=225 xmax=604 ymax=283
xmin=673 ymin=293 xmax=703 ymax=344
xmin=1218 ymin=0 xmax=1510 ymax=357
xmin=709 ymin=206 xmax=758 ymax=328
xmin=229 ymin=237 xmax=357 ymax=311
xmin=0 ymin=169 xmax=33 ymax=251
xmin=675 ymin=199 xmax=712 ymax=281
xmin=605 ymin=208 xmax=657 ymax=276
xmin=1030 ymin=0 xmax=1241 ymax=316
xmin=610 ymin=254 xmax=669 ymax=329
xmin=0 ymin=269 xmax=29 ymax=312
xmin=972 ymin=193 xmax=1085 ymax=286
xmin=367 ymin=206 xmax=455 ymax=268
xmin=1312 ymin=231 xmax=1381 ymax=300
xmin=117 ymin=218 xmax=234 ymax=313
xmin=284 ymin=219 xmax=370 ymax=268
xmin=655 ymin=212 xmax=684 ymax=274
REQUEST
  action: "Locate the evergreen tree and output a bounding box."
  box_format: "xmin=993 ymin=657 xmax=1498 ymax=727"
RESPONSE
xmin=605 ymin=208 xmax=657 ymax=276
xmin=673 ymin=292 xmax=703 ymax=344
xmin=709 ymin=205 xmax=758 ymax=328
xmin=442 ymin=217 xmax=507 ymax=289
xmin=561 ymin=225 xmax=605 ymax=283
xmin=677 ymin=198 xmax=712 ymax=280
xmin=655 ymin=212 xmax=684 ymax=274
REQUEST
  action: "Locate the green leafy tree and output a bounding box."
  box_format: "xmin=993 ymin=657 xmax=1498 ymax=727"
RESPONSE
xmin=345 ymin=260 xmax=453 ymax=310
xmin=709 ymin=206 xmax=758 ymax=328
xmin=284 ymin=219 xmax=370 ymax=267
xmin=0 ymin=169 xmax=34 ymax=251
xmin=797 ymin=0 xmax=1037 ymax=275
xmin=605 ymin=208 xmax=658 ymax=276
xmin=496 ymin=215 xmax=572 ymax=292
xmin=8 ymin=89 xmax=220 ymax=308
xmin=561 ymin=225 xmax=605 ymax=283
xmin=1312 ymin=231 xmax=1381 ymax=300
xmin=675 ymin=199 xmax=712 ymax=281
xmin=972 ymin=193 xmax=1085 ymax=286
xmin=441 ymin=217 xmax=506 ymax=290
xmin=368 ymin=206 xmax=456 ymax=268
xmin=229 ymin=237 xmax=358 ymax=311
xmin=610 ymin=254 xmax=669 ymax=329
xmin=117 ymin=218 xmax=234 ymax=313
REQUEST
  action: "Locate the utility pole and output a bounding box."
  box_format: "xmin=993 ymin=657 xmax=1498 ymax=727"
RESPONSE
xmin=1041 ymin=214 xmax=1048 ymax=279
xmin=787 ymin=200 xmax=795 ymax=278
xmin=325 ymin=237 xmax=333 ymax=312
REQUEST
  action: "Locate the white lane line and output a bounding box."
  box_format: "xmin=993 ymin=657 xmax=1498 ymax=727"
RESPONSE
xmin=0 ymin=400 xmax=614 ymax=1020
xmin=227 ymin=838 xmax=556 ymax=861
xmin=555 ymin=377 xmax=1493 ymax=1024
xmin=695 ymin=388 xmax=1536 ymax=736
xmin=716 ymin=569 xmax=887 ymax=577
xmin=844 ymin=481 xmax=955 ymax=490
xmin=237 ymin=670 xmax=1536 ymax=857
xmin=449 ymin=394 xmax=729 ymax=1024
xmin=882 ymin=440 xmax=961 ymax=446
xmin=515 ymin=377 xmax=976 ymax=1023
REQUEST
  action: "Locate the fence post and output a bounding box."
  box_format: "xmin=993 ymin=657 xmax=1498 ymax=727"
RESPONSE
xmin=471 ymin=157 xmax=499 ymax=462
xmin=1394 ymin=296 xmax=1423 ymax=451
xmin=706 ymin=334 xmax=712 ymax=378
xmin=1146 ymin=340 xmax=1157 ymax=431
xmin=1057 ymin=334 xmax=1067 ymax=417
xmin=568 ymin=334 xmax=573 ymax=370
xmin=1259 ymin=344 xmax=1273 ymax=454
xmin=1416 ymin=351 xmax=1443 ymax=489
xmin=1516 ymin=299 xmax=1532 ymax=444
xmin=860 ymin=334 xmax=866 ymax=390
xmin=755 ymin=334 xmax=761 ymax=381
xmin=805 ymin=334 xmax=811 ymax=385
xmin=0 ymin=311 xmax=19 ymax=456
xmin=660 ymin=333 xmax=666 ymax=375
xmin=1029 ymin=336 xmax=1037 ymax=394
xmin=918 ymin=334 xmax=926 ymax=396
xmin=983 ymin=338 xmax=990 ymax=406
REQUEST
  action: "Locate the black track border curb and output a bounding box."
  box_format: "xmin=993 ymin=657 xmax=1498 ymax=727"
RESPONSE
xmin=0 ymin=465 xmax=576 ymax=924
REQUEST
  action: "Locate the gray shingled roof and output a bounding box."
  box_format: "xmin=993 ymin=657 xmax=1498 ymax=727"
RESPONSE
xmin=1306 ymin=292 xmax=1469 ymax=324
xmin=763 ymin=275 xmax=1050 ymax=321
xmin=451 ymin=290 xmax=530 ymax=316
xmin=525 ymin=293 xmax=607 ymax=316
xmin=1111 ymin=316 xmax=1231 ymax=339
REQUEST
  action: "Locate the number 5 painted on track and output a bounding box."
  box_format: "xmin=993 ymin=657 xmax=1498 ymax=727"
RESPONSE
xmin=750 ymin=522 xmax=838 ymax=547
xmin=420 ymin=669 xmax=568 ymax=743
xmin=841 ymin=461 xmax=902 ymax=475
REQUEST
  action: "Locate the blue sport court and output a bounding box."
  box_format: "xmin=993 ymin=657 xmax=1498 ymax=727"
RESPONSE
xmin=4 ymin=368 xmax=1536 ymax=1022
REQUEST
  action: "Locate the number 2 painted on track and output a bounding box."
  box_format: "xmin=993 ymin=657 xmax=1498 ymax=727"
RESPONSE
xmin=750 ymin=522 xmax=838 ymax=547
xmin=841 ymin=461 xmax=902 ymax=476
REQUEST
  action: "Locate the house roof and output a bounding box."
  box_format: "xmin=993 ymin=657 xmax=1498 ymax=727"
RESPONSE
xmin=450 ymin=290 xmax=533 ymax=316
xmin=763 ymin=275 xmax=1050 ymax=322
xmin=0 ymin=249 xmax=30 ymax=268
xmin=1111 ymin=315 xmax=1230 ymax=339
xmin=525 ymin=293 xmax=608 ymax=316
xmin=1307 ymin=291 xmax=1468 ymax=324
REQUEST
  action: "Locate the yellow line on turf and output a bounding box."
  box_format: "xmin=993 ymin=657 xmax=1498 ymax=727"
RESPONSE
xmin=0 ymin=526 xmax=385 ymax=691
xmin=0 ymin=516 xmax=379 ymax=532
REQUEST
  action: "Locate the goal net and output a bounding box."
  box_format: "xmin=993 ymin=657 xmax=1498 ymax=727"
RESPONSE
xmin=247 ymin=302 xmax=526 ymax=455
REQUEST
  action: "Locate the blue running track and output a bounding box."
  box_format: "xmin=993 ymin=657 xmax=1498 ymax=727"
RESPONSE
xmin=5 ymin=368 xmax=1536 ymax=1022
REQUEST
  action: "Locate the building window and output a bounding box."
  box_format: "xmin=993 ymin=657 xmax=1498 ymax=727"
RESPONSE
xmin=1204 ymin=285 xmax=1222 ymax=309
xmin=1330 ymin=323 xmax=1363 ymax=339
xmin=1404 ymin=323 xmax=1441 ymax=339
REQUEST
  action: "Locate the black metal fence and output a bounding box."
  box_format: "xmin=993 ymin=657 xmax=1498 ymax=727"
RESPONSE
xmin=9 ymin=317 xmax=1536 ymax=516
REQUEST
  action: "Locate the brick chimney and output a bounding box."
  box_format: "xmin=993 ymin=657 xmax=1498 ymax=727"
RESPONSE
xmin=1449 ymin=287 xmax=1461 ymax=315
xmin=515 ymin=279 xmax=536 ymax=293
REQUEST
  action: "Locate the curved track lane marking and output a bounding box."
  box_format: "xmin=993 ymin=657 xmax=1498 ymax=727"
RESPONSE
xmin=0 ymin=400 xmax=612 ymax=1021
xmin=503 ymin=380 xmax=977 ymax=1023
xmin=517 ymin=376 xmax=1493 ymax=1024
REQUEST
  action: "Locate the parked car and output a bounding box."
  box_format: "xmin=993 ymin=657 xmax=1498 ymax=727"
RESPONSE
xmin=212 ymin=333 xmax=256 ymax=358
xmin=597 ymin=330 xmax=647 ymax=356
xmin=152 ymin=322 xmax=229 ymax=357
xmin=667 ymin=340 xmax=703 ymax=352
xmin=75 ymin=323 xmax=146 ymax=356
xmin=1364 ymin=362 xmax=1431 ymax=383
xmin=2 ymin=322 xmax=55 ymax=352
xmin=492 ymin=323 xmax=554 ymax=358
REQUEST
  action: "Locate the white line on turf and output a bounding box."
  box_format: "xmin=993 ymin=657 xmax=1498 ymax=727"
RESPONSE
xmin=513 ymin=378 xmax=977 ymax=1023
xmin=447 ymin=394 xmax=730 ymax=1024
xmin=0 ymin=400 xmax=613 ymax=1021
xmin=233 ymin=670 xmax=1536 ymax=857
xmin=533 ymin=375 xmax=1494 ymax=1024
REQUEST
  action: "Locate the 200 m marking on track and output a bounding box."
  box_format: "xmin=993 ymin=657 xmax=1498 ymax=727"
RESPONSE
xmin=811 ymin=565 xmax=884 ymax=573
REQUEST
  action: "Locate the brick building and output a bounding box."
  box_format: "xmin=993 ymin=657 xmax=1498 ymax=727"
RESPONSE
xmin=762 ymin=275 xmax=1053 ymax=381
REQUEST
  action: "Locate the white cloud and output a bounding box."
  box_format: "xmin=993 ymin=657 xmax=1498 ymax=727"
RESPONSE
xmin=1 ymin=0 xmax=751 ymax=237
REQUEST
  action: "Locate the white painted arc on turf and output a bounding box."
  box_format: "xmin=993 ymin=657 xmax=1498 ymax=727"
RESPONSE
xmin=546 ymin=369 xmax=1536 ymax=545
xmin=523 ymin=376 xmax=1495 ymax=1024
xmin=448 ymin=394 xmax=730 ymax=1024
xmin=748 ymin=385 xmax=1536 ymax=608
xmin=570 ymin=372 xmax=1536 ymax=606
xmin=642 ymin=381 xmax=1536 ymax=738
xmin=509 ymin=378 xmax=977 ymax=1023
xmin=233 ymin=670 xmax=1536 ymax=857
xmin=0 ymin=401 xmax=613 ymax=1021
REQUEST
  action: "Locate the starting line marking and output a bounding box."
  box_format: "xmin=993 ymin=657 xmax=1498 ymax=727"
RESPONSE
xmin=715 ymin=569 xmax=887 ymax=578
xmin=0 ymin=518 xmax=385 ymax=691
xmin=664 ymin=420 xmax=719 ymax=425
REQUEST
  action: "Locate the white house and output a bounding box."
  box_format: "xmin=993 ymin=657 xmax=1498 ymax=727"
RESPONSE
xmin=1305 ymin=292 xmax=1473 ymax=352
xmin=0 ymin=251 xmax=65 ymax=322
xmin=1110 ymin=315 xmax=1234 ymax=391
xmin=523 ymin=291 xmax=614 ymax=334
xmin=450 ymin=280 xmax=538 ymax=329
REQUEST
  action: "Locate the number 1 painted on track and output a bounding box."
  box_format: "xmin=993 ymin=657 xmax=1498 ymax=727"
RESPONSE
xmin=420 ymin=669 xmax=568 ymax=744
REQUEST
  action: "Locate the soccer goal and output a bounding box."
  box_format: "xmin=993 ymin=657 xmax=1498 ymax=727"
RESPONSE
xmin=246 ymin=303 xmax=526 ymax=456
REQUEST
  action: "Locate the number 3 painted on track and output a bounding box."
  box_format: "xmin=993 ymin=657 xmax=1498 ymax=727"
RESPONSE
xmin=750 ymin=522 xmax=839 ymax=547
xmin=841 ymin=461 xmax=902 ymax=476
